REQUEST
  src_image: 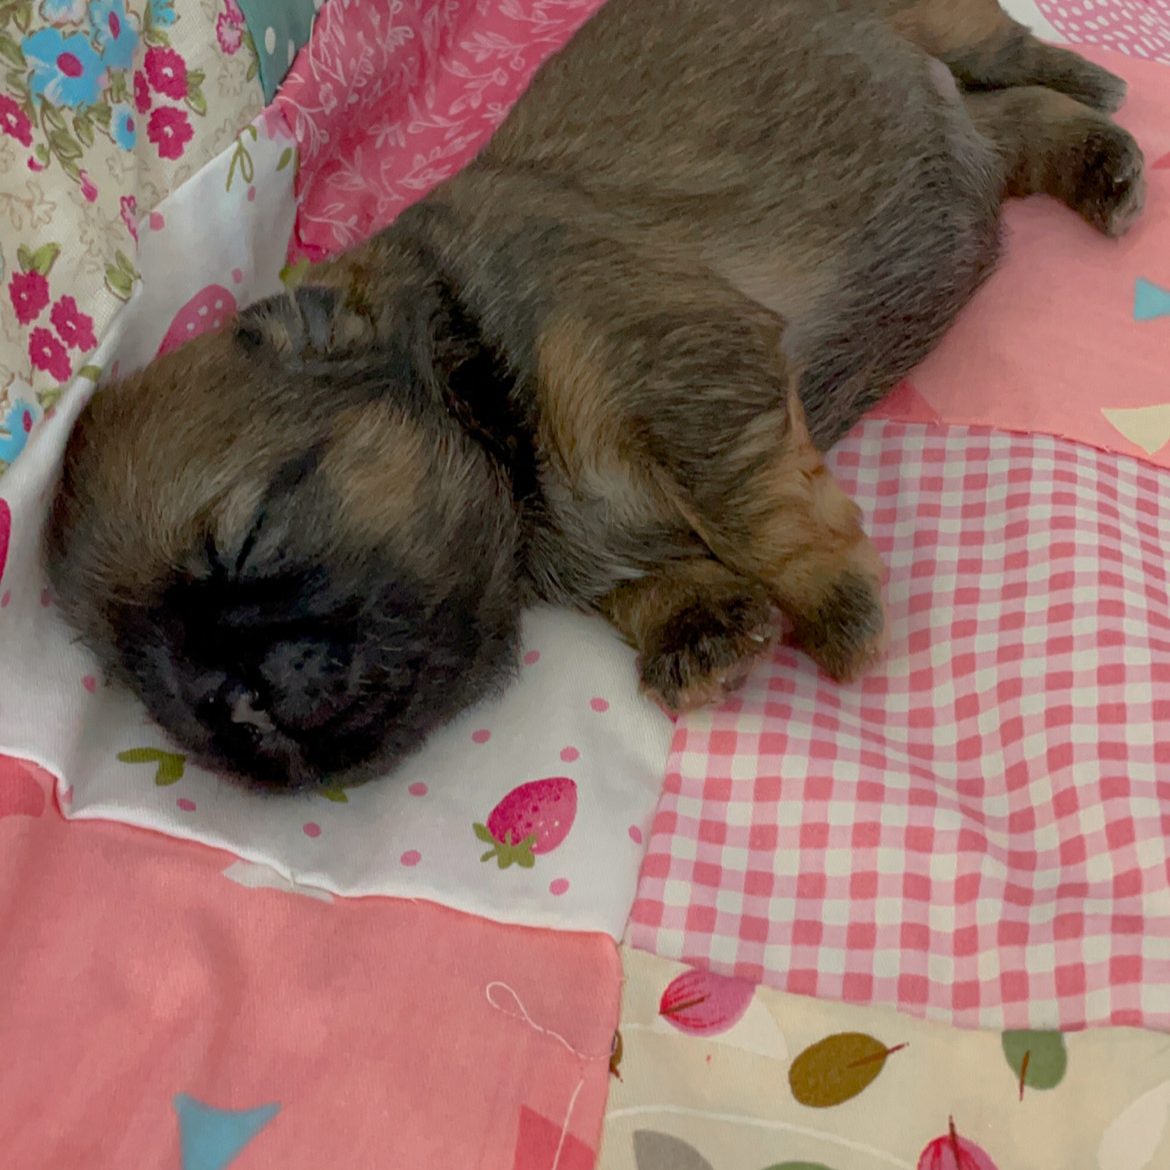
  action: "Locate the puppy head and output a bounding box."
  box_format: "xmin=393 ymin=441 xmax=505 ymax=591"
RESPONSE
xmin=47 ymin=279 xmax=525 ymax=792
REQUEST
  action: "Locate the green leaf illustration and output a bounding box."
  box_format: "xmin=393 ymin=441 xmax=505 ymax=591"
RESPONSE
xmin=73 ymin=112 xmax=94 ymax=148
xmin=277 ymin=146 xmax=294 ymax=172
xmin=788 ymin=1032 xmax=907 ymax=1109
xmin=105 ymin=263 xmax=133 ymax=300
xmin=41 ymin=102 xmax=66 ymax=133
xmin=320 ymin=786 xmax=348 ymax=803
xmin=25 ymin=242 xmax=60 ymax=276
xmin=278 ymin=257 xmax=310 ymax=289
xmin=5 ymin=71 xmax=30 ymax=105
xmin=1002 ymin=1030 xmax=1067 ymax=1099
xmin=185 ymin=85 xmax=207 ymax=118
xmin=117 ymin=747 xmax=186 ymax=786
xmin=0 ymin=31 xmax=22 ymax=67
xmin=37 ymin=385 xmax=62 ymax=410
xmin=76 ymin=364 xmax=103 ymax=383
xmin=49 ymin=128 xmax=82 ymax=160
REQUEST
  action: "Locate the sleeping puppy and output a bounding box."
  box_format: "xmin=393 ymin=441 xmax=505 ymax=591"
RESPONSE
xmin=46 ymin=0 xmax=1145 ymax=793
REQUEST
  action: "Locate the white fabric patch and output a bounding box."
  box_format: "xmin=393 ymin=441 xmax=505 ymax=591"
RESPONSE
xmin=0 ymin=113 xmax=671 ymax=938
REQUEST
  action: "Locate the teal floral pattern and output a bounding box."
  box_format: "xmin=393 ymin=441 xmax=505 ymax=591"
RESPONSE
xmin=0 ymin=0 xmax=263 ymax=456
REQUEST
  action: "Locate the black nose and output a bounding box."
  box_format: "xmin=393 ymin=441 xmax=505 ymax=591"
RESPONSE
xmin=257 ymin=636 xmax=359 ymax=731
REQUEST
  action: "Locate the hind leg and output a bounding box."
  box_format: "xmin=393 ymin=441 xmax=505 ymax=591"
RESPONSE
xmin=881 ymin=0 xmax=1127 ymax=112
xmin=965 ymin=86 xmax=1145 ymax=237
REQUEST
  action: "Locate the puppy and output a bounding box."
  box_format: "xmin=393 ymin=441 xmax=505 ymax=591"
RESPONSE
xmin=46 ymin=0 xmax=1144 ymax=792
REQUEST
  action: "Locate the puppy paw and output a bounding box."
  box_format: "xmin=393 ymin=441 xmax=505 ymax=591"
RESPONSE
xmin=1061 ymin=61 xmax=1127 ymax=115
xmin=787 ymin=567 xmax=887 ymax=684
xmin=639 ymin=589 xmax=779 ymax=713
xmin=1071 ymin=123 xmax=1146 ymax=238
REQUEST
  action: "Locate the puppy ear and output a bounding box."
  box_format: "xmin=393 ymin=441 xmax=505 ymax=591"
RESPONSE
xmin=235 ymin=286 xmax=376 ymax=364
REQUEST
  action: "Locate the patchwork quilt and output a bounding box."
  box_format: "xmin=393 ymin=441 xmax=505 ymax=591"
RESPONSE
xmin=2 ymin=1 xmax=1170 ymax=1166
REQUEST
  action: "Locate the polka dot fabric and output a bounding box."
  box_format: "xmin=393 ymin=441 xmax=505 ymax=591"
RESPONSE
xmin=627 ymin=419 xmax=1170 ymax=1032
xmin=233 ymin=0 xmax=320 ymax=102
xmin=64 ymin=606 xmax=669 ymax=937
xmin=0 ymin=106 xmax=671 ymax=942
xmin=1036 ymin=1 xmax=1170 ymax=64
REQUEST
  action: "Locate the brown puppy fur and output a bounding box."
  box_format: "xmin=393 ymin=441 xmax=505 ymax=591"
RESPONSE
xmin=47 ymin=0 xmax=1145 ymax=791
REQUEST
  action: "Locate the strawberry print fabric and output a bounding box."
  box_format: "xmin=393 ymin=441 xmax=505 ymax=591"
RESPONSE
xmin=628 ymin=418 xmax=1170 ymax=1032
xmin=869 ymin=47 xmax=1170 ymax=470
xmin=0 ymin=109 xmax=673 ymax=940
xmin=599 ymin=946 xmax=1170 ymax=1170
xmin=0 ymin=0 xmax=263 ymax=444
xmin=0 ymin=758 xmax=617 ymax=1169
xmin=272 ymin=0 xmax=607 ymax=259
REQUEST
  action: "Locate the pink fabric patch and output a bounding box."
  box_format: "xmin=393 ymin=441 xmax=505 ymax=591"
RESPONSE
xmin=628 ymin=419 xmax=1170 ymax=1031
xmin=870 ymin=49 xmax=1170 ymax=469
xmin=275 ymin=0 xmax=607 ymax=258
xmin=0 ymin=774 xmax=617 ymax=1166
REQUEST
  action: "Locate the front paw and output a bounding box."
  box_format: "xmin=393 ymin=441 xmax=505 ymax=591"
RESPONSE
xmin=639 ymin=589 xmax=779 ymax=713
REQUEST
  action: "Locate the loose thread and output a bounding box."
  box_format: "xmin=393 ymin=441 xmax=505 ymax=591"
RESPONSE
xmin=484 ymin=981 xmax=611 ymax=1061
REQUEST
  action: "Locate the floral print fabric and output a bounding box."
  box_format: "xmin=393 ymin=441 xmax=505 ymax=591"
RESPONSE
xmin=273 ymin=0 xmax=608 ymax=259
xmin=0 ymin=0 xmax=262 ymax=469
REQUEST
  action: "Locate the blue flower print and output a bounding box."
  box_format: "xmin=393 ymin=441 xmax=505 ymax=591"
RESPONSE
xmin=39 ymin=0 xmax=88 ymax=24
xmin=111 ymin=101 xmax=136 ymax=149
xmin=0 ymin=400 xmax=38 ymax=467
xmin=22 ymin=28 xmax=104 ymax=108
xmin=90 ymin=0 xmax=138 ymax=72
xmin=149 ymin=0 xmax=176 ymax=27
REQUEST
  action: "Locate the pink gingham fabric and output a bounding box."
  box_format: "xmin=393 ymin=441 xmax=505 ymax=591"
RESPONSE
xmin=627 ymin=418 xmax=1170 ymax=1032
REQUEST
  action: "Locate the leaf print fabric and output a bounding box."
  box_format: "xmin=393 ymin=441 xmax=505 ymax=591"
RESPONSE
xmin=600 ymin=948 xmax=1170 ymax=1170
xmin=0 ymin=0 xmax=262 ymax=452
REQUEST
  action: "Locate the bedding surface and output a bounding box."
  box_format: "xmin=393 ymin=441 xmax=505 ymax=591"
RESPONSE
xmin=2 ymin=0 xmax=1170 ymax=1166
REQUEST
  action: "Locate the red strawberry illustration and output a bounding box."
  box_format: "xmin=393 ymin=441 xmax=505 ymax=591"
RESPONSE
xmin=157 ymin=284 xmax=238 ymax=357
xmin=473 ymin=777 xmax=577 ymax=869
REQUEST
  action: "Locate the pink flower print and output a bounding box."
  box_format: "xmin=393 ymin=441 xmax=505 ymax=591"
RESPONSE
xmin=147 ymin=106 xmax=194 ymax=160
xmin=215 ymin=11 xmax=242 ymax=55
xmin=0 ymin=95 xmax=33 ymax=149
xmin=8 ymin=271 xmax=50 ymax=326
xmin=79 ymin=169 xmax=98 ymax=202
xmin=133 ymin=69 xmax=151 ymax=114
xmin=319 ymin=83 xmax=338 ymax=115
xmin=50 ymin=297 xmax=97 ymax=351
xmin=28 ymin=327 xmax=72 ymax=381
xmin=120 ymin=194 xmax=139 ymax=241
xmin=144 ymin=46 xmax=188 ymax=101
